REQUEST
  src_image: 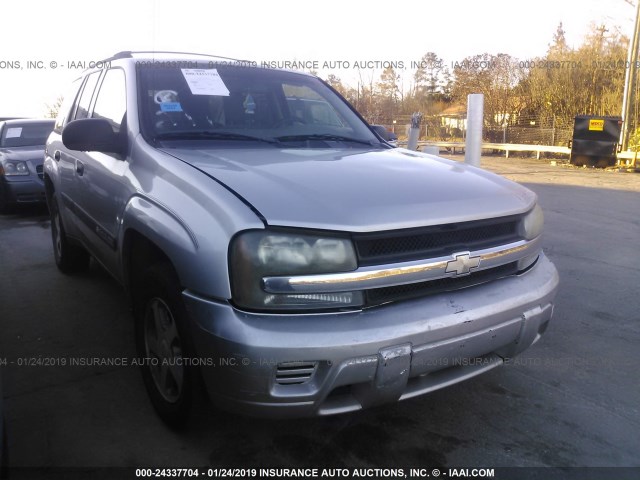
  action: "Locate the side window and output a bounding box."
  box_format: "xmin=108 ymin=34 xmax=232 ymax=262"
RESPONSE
xmin=54 ymin=78 xmax=82 ymax=133
xmin=92 ymin=69 xmax=126 ymax=133
xmin=73 ymin=72 xmax=101 ymax=120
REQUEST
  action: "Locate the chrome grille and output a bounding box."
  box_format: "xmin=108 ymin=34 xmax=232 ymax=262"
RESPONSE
xmin=365 ymin=262 xmax=519 ymax=307
xmin=353 ymin=216 xmax=521 ymax=266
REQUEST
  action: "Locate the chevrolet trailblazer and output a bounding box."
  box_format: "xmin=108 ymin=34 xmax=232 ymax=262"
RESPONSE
xmin=44 ymin=51 xmax=559 ymax=425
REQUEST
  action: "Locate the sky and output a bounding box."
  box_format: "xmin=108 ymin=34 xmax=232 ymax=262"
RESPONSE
xmin=1 ymin=0 xmax=636 ymax=117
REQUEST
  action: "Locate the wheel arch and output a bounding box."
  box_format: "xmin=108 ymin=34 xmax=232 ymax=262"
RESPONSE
xmin=122 ymin=229 xmax=173 ymax=298
xmin=43 ymin=172 xmax=55 ymax=204
xmin=119 ymin=195 xmax=232 ymax=302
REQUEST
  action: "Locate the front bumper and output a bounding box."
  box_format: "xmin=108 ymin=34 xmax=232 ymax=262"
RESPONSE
xmin=0 ymin=175 xmax=46 ymax=205
xmin=183 ymin=253 xmax=559 ymax=418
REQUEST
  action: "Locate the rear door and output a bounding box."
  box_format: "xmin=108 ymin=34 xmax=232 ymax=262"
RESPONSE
xmin=48 ymin=73 xmax=100 ymax=237
xmin=75 ymin=67 xmax=129 ymax=276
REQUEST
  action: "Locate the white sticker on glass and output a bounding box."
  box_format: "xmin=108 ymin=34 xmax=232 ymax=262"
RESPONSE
xmin=5 ymin=127 xmax=22 ymax=138
xmin=181 ymin=69 xmax=230 ymax=96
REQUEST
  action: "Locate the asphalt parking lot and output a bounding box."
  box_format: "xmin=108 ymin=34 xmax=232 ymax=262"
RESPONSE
xmin=1 ymin=157 xmax=639 ymax=477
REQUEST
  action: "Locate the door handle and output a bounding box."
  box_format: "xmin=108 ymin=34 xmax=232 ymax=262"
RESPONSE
xmin=76 ymin=160 xmax=85 ymax=176
xmin=54 ymin=150 xmax=61 ymax=161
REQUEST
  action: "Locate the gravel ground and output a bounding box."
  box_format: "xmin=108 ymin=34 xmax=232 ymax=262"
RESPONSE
xmin=440 ymin=153 xmax=640 ymax=192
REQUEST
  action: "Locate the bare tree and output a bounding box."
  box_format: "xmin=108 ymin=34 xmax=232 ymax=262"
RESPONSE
xmin=45 ymin=95 xmax=64 ymax=119
xmin=413 ymin=52 xmax=447 ymax=97
xmin=377 ymin=67 xmax=401 ymax=123
xmin=325 ymin=74 xmax=348 ymax=96
xmin=451 ymin=53 xmax=523 ymax=126
xmin=524 ymin=23 xmax=628 ymax=124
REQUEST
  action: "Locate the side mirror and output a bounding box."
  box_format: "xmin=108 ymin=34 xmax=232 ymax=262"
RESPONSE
xmin=62 ymin=118 xmax=124 ymax=155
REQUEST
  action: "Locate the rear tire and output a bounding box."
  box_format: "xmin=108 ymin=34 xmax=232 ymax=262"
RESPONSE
xmin=134 ymin=263 xmax=196 ymax=428
xmin=49 ymin=197 xmax=90 ymax=274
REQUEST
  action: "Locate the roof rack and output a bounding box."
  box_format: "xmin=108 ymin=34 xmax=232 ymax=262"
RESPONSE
xmin=101 ymin=51 xmax=250 ymax=64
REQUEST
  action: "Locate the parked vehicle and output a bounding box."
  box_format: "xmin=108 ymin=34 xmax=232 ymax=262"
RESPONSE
xmin=0 ymin=119 xmax=54 ymax=212
xmin=44 ymin=51 xmax=559 ymax=425
xmin=370 ymin=124 xmax=398 ymax=146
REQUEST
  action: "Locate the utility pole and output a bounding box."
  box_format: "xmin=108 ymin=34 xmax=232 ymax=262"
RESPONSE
xmin=621 ymin=0 xmax=640 ymax=150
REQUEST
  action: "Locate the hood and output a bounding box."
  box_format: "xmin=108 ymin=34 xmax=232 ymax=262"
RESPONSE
xmin=0 ymin=146 xmax=45 ymax=164
xmin=161 ymin=146 xmax=536 ymax=232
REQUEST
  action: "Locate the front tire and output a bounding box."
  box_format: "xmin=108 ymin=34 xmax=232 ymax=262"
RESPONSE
xmin=134 ymin=263 xmax=195 ymax=428
xmin=49 ymin=197 xmax=90 ymax=273
xmin=0 ymin=184 xmax=11 ymax=214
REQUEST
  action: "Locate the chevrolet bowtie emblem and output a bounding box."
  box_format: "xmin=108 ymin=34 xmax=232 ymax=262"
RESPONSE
xmin=445 ymin=252 xmax=481 ymax=276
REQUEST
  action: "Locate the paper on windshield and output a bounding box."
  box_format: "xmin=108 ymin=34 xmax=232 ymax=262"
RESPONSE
xmin=181 ymin=69 xmax=230 ymax=96
xmin=5 ymin=127 xmax=22 ymax=138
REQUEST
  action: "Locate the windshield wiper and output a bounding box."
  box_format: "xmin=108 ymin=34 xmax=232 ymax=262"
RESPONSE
xmin=275 ymin=134 xmax=377 ymax=146
xmin=154 ymin=131 xmax=281 ymax=145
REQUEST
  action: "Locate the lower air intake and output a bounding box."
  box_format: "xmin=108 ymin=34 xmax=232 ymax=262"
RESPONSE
xmin=275 ymin=361 xmax=318 ymax=385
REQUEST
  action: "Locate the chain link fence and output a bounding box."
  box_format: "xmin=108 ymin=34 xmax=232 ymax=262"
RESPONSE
xmin=372 ymin=113 xmax=574 ymax=147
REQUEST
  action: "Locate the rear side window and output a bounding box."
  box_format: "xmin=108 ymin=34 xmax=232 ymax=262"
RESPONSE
xmin=92 ymin=68 xmax=127 ymax=133
xmin=73 ymin=71 xmax=101 ymax=120
xmin=53 ymin=78 xmax=82 ymax=134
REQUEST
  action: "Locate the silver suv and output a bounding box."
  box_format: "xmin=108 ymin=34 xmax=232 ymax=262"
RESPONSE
xmin=44 ymin=51 xmax=559 ymax=425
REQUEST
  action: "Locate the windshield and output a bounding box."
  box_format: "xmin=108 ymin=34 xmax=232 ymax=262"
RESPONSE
xmin=0 ymin=121 xmax=54 ymax=148
xmin=137 ymin=65 xmax=380 ymax=147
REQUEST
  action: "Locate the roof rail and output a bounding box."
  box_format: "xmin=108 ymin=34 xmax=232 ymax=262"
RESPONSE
xmin=103 ymin=51 xmax=133 ymax=62
xmin=101 ymin=51 xmax=250 ymax=64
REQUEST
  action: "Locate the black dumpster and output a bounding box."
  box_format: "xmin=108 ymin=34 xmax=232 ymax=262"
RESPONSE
xmin=569 ymin=115 xmax=622 ymax=167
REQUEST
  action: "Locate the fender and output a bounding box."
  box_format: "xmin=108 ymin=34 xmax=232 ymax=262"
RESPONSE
xmin=118 ymin=190 xmax=253 ymax=300
xmin=118 ymin=196 xmax=206 ymax=289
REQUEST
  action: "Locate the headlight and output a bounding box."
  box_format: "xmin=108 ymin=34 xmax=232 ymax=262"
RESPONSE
xmin=230 ymin=230 xmax=363 ymax=312
xmin=517 ymin=204 xmax=544 ymax=271
xmin=1 ymin=160 xmax=30 ymax=176
xmin=520 ymin=204 xmax=544 ymax=240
